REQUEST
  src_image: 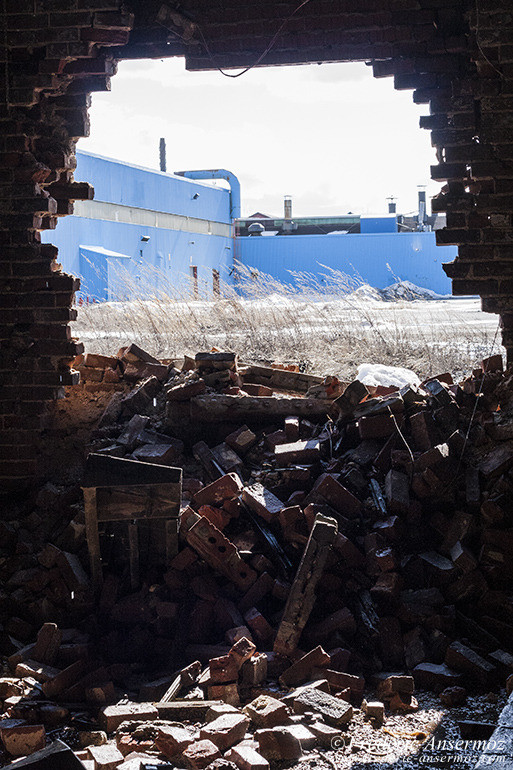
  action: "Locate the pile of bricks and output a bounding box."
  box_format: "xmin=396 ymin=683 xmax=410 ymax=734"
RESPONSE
xmin=71 ymin=344 xmax=172 ymax=392
xmin=2 ymin=0 xmax=513 ymax=503
xmin=1 ymin=347 xmax=513 ymax=767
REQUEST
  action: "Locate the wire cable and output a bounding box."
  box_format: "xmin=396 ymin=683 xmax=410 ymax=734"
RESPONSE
xmin=196 ymin=0 xmax=315 ymax=78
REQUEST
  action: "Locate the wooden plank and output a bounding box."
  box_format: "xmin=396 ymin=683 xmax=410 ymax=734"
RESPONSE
xmin=83 ymin=487 xmax=103 ymax=594
xmin=82 ymin=453 xmax=182 ymax=488
xmin=128 ymin=522 xmax=139 ymax=590
xmin=96 ymin=485 xmax=181 ymax=521
xmin=166 ymin=518 xmax=179 ymax=561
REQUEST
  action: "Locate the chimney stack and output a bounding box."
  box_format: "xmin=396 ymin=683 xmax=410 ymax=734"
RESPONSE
xmin=159 ymin=138 xmax=167 ymax=173
xmin=418 ymin=187 xmax=427 ymax=228
xmin=284 ymin=195 xmax=292 ymax=220
xmin=387 ymin=196 xmax=397 ymax=214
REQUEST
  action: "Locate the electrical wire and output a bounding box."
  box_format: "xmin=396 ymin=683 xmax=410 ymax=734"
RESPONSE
xmin=196 ymin=0 xmax=315 ymax=78
xmin=474 ymin=0 xmax=504 ymax=79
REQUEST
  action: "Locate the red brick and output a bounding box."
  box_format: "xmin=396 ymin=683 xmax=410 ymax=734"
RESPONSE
xmin=200 ymin=712 xmax=249 ymax=751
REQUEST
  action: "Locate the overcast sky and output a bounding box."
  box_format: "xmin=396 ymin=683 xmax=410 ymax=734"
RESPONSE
xmin=79 ymin=57 xmax=441 ymax=219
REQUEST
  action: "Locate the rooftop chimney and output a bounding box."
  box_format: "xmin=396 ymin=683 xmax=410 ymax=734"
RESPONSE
xmin=387 ymin=196 xmax=397 ymax=214
xmin=284 ymin=195 xmax=292 ymax=220
xmin=418 ymin=187 xmax=427 ymax=230
xmin=159 ymin=138 xmax=167 ymax=173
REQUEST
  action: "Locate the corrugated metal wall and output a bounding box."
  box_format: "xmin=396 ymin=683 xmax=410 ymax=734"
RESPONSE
xmin=42 ymin=151 xmax=234 ymax=301
xmin=236 ymin=231 xmax=457 ymax=295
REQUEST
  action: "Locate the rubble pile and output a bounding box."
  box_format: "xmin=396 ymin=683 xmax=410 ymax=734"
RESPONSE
xmin=1 ymin=344 xmax=513 ymax=768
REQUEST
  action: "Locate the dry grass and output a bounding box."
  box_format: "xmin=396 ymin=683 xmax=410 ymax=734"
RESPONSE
xmin=73 ymin=263 xmax=504 ymax=381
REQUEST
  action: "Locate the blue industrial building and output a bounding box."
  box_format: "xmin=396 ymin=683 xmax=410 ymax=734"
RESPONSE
xmin=42 ymin=151 xmax=237 ymax=302
xmin=43 ymin=151 xmax=457 ymax=300
xmin=236 ymin=220 xmax=455 ymax=296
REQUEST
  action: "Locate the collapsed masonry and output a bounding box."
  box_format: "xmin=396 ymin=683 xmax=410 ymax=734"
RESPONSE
xmin=2 ymin=0 xmax=513 ymax=494
xmin=1 ymin=347 xmax=513 ymax=767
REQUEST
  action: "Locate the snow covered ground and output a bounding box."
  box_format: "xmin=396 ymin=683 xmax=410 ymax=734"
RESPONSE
xmin=73 ymin=290 xmax=503 ymax=382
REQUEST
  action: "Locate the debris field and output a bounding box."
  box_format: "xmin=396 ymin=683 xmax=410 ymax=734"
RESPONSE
xmin=1 ymin=344 xmax=513 ymax=769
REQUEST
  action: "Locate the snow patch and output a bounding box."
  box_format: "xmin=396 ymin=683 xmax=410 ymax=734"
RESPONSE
xmin=347 ymin=280 xmax=449 ymax=303
xmin=350 ymin=284 xmax=384 ymax=301
xmin=356 ymin=363 xmax=421 ymax=388
xmin=380 ymin=280 xmax=447 ymax=301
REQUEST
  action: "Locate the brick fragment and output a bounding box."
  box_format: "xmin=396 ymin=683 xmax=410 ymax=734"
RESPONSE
xmin=229 ymin=636 xmax=257 ymax=669
xmin=207 ymin=683 xmax=240 ymax=706
xmin=412 ymin=663 xmax=463 ymax=692
xmin=308 ymin=720 xmax=343 ymax=747
xmin=284 ymin=417 xmax=300 ymax=442
xmin=274 ymin=513 xmax=338 ymax=656
xmin=385 ymin=469 xmax=410 ymax=515
xmin=200 ymin=713 xmax=249 ymax=751
xmin=226 ymin=744 xmax=270 ymax=770
xmin=445 ymin=642 xmax=495 ymax=687
xmin=274 ymin=439 xmax=320 ymax=464
xmin=279 ymin=646 xmax=331 ymax=688
xmin=0 ymin=723 xmax=45 ymax=756
xmin=182 ymin=512 xmax=257 ymax=592
xmin=241 ymin=653 xmax=268 ymax=686
xmin=309 ymin=473 xmax=362 ymax=517
xmin=166 ymin=379 xmax=206 ymax=400
xmin=182 ymin=738 xmax=221 ymax=769
xmin=311 ymin=669 xmax=365 ymax=698
xmin=243 ymin=695 xmax=289 ymax=728
xmin=377 ymin=675 xmax=414 ymax=699
xmin=209 ymin=654 xmax=240 ymax=684
xmin=32 ymin=622 xmax=62 ymax=665
xmin=225 ymin=425 xmax=258 ymax=454
xmin=87 ymin=743 xmax=124 ymax=769
xmin=99 ymin=703 xmax=158 ymax=732
xmin=192 ymin=474 xmax=243 ymax=508
xmin=256 ymin=727 xmax=302 ymax=761
xmin=293 ymin=687 xmax=353 ymax=726
xmin=241 ymin=483 xmax=284 ymax=523
xmin=120 ymin=343 xmax=161 ymax=365
xmin=243 ymin=608 xmax=274 ymax=647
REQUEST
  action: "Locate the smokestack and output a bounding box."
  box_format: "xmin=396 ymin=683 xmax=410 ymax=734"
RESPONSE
xmin=418 ymin=188 xmax=427 ymax=228
xmin=386 ymin=196 xmax=396 ymax=214
xmin=284 ymin=195 xmax=292 ymax=220
xmin=159 ymin=138 xmax=167 ymax=173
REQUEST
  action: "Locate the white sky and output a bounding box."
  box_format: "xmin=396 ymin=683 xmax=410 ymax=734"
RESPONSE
xmin=79 ymin=57 xmax=441 ymax=219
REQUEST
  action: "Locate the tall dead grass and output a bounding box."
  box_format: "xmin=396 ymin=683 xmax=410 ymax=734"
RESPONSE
xmin=73 ymin=263 xmax=503 ymax=381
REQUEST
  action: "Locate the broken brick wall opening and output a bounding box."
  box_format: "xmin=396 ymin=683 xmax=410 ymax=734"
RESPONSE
xmin=1 ymin=0 xmax=513 ymax=493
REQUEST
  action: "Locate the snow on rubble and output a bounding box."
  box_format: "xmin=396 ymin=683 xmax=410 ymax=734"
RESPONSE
xmin=356 ymin=363 xmax=421 ymax=388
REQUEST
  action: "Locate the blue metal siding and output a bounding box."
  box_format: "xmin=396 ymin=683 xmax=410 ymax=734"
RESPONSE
xmin=360 ymin=216 xmax=397 ymax=234
xmin=237 ymin=231 xmax=457 ymax=295
xmin=42 ymin=151 xmax=234 ymax=301
xmin=75 ymin=151 xmax=231 ymax=223
xmin=45 ymin=214 xmax=233 ymax=301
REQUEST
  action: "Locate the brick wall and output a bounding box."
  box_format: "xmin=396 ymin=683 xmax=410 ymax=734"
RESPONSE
xmin=1 ymin=0 xmax=512 ymax=493
xmin=0 ymin=1 xmax=132 ymax=492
